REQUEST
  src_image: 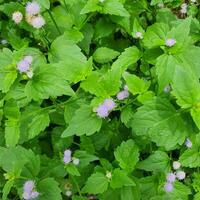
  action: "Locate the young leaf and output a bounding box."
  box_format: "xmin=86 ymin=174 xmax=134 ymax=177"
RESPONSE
xmin=131 ymin=98 xmax=187 ymax=150
xmin=62 ymin=105 xmax=102 ymax=137
xmin=114 ymin=139 xmax=139 ymax=172
xmin=37 ymin=178 xmax=62 ymax=200
xmin=82 ymin=172 xmax=109 ymax=194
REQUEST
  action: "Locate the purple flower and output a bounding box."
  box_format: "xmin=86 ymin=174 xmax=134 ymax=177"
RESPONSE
xmin=17 ymin=59 xmax=30 ymax=73
xmin=24 ymin=55 xmax=33 ymax=64
xmin=23 ymin=180 xmax=39 ymax=200
xmin=30 ymin=16 xmax=45 ymax=29
xmin=23 ymin=180 xmax=35 ymax=193
xmin=30 ymin=191 xmax=40 ymax=199
xmin=165 ymin=38 xmax=176 ymax=47
xmin=164 ymin=182 xmax=173 ymax=192
xmin=63 ymin=149 xmax=72 ymax=164
xmin=166 ymin=172 xmax=176 ymax=183
xmin=12 ymin=11 xmax=23 ymax=24
xmin=185 ymin=138 xmax=192 ymax=148
xmin=96 ymin=104 xmax=109 ymax=118
xmin=117 ymin=90 xmax=129 ymax=100
xmin=176 ymin=171 xmax=186 ymax=180
xmin=103 ymin=98 xmax=115 ymax=111
xmin=26 ymin=1 xmax=40 ymax=15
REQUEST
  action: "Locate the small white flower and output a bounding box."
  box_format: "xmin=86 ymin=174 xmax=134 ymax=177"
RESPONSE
xmin=164 ymin=85 xmax=171 ymax=93
xmin=99 ymin=0 xmax=105 ymax=2
xmin=173 ymin=161 xmax=181 ymax=170
xmin=12 ymin=11 xmax=23 ymax=24
xmin=176 ymin=171 xmax=186 ymax=180
xmin=191 ymin=0 xmax=197 ymax=3
xmin=180 ymin=3 xmax=187 ymax=14
xmin=165 ymin=38 xmax=176 ymax=47
xmin=66 ymin=190 xmax=72 ymax=197
xmin=1 ymin=39 xmax=8 ymax=45
xmin=30 ymin=15 xmax=45 ymax=29
xmin=158 ymin=3 xmax=164 ymax=8
xmin=124 ymin=85 xmax=128 ymax=91
xmin=72 ymin=158 xmax=80 ymax=166
xmin=135 ymin=32 xmax=143 ymax=39
xmin=106 ymin=171 xmax=112 ymax=179
xmin=26 ymin=1 xmax=40 ymax=15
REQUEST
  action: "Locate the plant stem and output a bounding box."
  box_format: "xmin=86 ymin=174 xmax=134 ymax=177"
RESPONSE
xmin=47 ymin=10 xmax=62 ymax=35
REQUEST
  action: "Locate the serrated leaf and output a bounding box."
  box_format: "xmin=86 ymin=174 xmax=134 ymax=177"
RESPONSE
xmin=62 ymin=105 xmax=102 ymax=137
xmin=131 ymin=98 xmax=187 ymax=150
xmin=65 ymin=163 xmax=80 ymax=176
xmin=114 ymin=139 xmax=139 ymax=172
xmin=93 ymin=47 xmax=120 ymax=63
xmin=25 ymin=64 xmax=74 ymax=101
xmin=110 ymin=169 xmax=135 ymax=189
xmin=38 ymin=178 xmax=62 ymax=200
xmin=136 ymin=151 xmax=170 ymax=172
xmin=124 ymin=73 xmax=150 ymax=95
xmin=82 ymin=172 xmax=109 ymax=194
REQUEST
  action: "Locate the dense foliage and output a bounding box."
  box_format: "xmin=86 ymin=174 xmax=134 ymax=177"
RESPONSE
xmin=0 ymin=0 xmax=200 ymax=199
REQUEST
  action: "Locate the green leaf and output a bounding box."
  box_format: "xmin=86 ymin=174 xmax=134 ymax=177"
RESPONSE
xmin=36 ymin=0 xmax=50 ymax=9
xmin=38 ymin=178 xmax=62 ymax=200
xmin=172 ymin=66 xmax=200 ymax=109
xmin=62 ymin=105 xmax=102 ymax=137
xmin=65 ymin=163 xmax=80 ymax=176
xmin=82 ymin=172 xmax=109 ymax=194
xmin=20 ymin=105 xmax=50 ymax=143
xmin=4 ymin=99 xmax=20 ymax=147
xmin=111 ymin=46 xmax=141 ymax=73
xmin=93 ymin=47 xmax=120 ymax=63
xmin=191 ymin=108 xmax=200 ymax=129
xmin=2 ymin=179 xmax=14 ymax=200
xmin=131 ymin=98 xmax=187 ymax=150
xmin=25 ymin=64 xmax=74 ymax=101
xmin=136 ymin=151 xmax=170 ymax=172
xmin=0 ymin=48 xmax=17 ymax=93
xmin=123 ymin=73 xmax=150 ymax=95
xmin=74 ymin=150 xmax=99 ymax=168
xmin=143 ymin=23 xmax=169 ymax=49
xmin=110 ymin=169 xmax=135 ymax=189
xmin=114 ymin=139 xmax=139 ymax=172
xmin=120 ymin=185 xmax=141 ymax=200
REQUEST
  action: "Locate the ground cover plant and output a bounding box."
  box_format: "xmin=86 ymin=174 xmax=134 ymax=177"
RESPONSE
xmin=0 ymin=0 xmax=200 ymax=199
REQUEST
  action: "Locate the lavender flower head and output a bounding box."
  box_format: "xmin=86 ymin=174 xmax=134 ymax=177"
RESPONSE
xmin=96 ymin=104 xmax=109 ymax=118
xmin=165 ymin=38 xmax=176 ymax=47
xmin=185 ymin=138 xmax=192 ymax=148
xmin=166 ymin=172 xmax=176 ymax=183
xmin=164 ymin=182 xmax=173 ymax=192
xmin=12 ymin=11 xmax=23 ymax=24
xmin=17 ymin=59 xmax=30 ymax=73
xmin=117 ymin=90 xmax=129 ymax=100
xmin=24 ymin=55 xmax=33 ymax=64
xmin=26 ymin=1 xmax=40 ymax=15
xmin=63 ymin=149 xmax=72 ymax=164
xmin=23 ymin=180 xmax=39 ymax=200
xmin=135 ymin=32 xmax=143 ymax=39
xmin=30 ymin=16 xmax=45 ymax=29
xmin=103 ymin=98 xmax=116 ymax=111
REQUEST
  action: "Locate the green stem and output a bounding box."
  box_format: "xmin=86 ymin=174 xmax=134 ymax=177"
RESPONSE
xmin=47 ymin=10 xmax=62 ymax=35
xmin=71 ymin=176 xmax=82 ymax=197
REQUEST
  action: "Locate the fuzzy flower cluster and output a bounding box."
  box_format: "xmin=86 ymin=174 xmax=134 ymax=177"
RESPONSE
xmin=164 ymin=161 xmax=186 ymax=193
xmin=63 ymin=149 xmax=80 ymax=165
xmin=117 ymin=85 xmax=129 ymax=100
xmin=12 ymin=11 xmax=23 ymax=24
xmin=25 ymin=1 xmax=45 ymax=29
xmin=165 ymin=38 xmax=176 ymax=47
xmin=23 ymin=180 xmax=39 ymax=200
xmin=135 ymin=32 xmax=143 ymax=39
xmin=185 ymin=138 xmax=192 ymax=148
xmin=94 ymin=98 xmax=116 ymax=118
xmin=17 ymin=55 xmax=34 ymax=78
xmin=180 ymin=3 xmax=187 ymax=14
